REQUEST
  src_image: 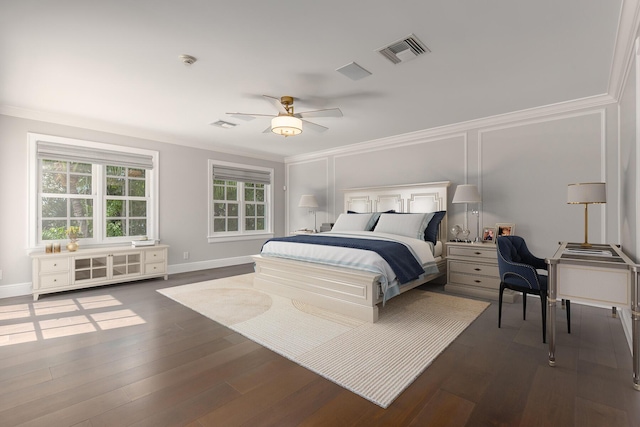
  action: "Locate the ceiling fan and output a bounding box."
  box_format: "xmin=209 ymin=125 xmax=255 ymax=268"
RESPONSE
xmin=227 ymin=95 xmax=343 ymax=137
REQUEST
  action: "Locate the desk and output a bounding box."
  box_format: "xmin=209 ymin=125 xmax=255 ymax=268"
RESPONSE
xmin=546 ymin=242 xmax=640 ymax=390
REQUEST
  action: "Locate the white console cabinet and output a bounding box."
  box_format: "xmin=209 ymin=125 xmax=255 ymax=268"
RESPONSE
xmin=30 ymin=244 xmax=169 ymax=300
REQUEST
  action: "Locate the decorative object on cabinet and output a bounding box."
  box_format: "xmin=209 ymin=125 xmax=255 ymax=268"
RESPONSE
xmin=460 ymin=228 xmax=470 ymax=242
xmin=450 ymin=224 xmax=462 ymax=241
xmin=496 ymin=223 xmax=515 ymax=237
xmin=567 ymin=182 xmax=606 ymax=248
xmin=30 ymin=244 xmax=169 ymax=301
xmin=452 ymin=184 xmax=482 ymax=243
xmin=445 ymin=241 xmax=516 ymax=302
xmin=298 ymin=194 xmax=319 ymax=232
xmin=496 ymin=236 xmax=571 ymax=343
xmin=482 ymin=227 xmax=496 ymax=243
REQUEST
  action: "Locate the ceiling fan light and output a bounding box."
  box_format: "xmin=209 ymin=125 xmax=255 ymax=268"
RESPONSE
xmin=271 ymin=115 xmax=302 ymax=137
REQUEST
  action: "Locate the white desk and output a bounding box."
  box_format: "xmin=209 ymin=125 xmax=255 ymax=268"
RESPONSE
xmin=546 ymin=242 xmax=640 ymax=390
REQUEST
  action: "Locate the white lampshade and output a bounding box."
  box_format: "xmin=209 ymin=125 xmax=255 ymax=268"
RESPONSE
xmin=452 ymin=184 xmax=481 ymax=203
xmin=567 ymin=182 xmax=606 ymax=204
xmin=272 ymin=115 xmax=302 ymax=136
xmin=298 ymin=195 xmax=318 ymax=209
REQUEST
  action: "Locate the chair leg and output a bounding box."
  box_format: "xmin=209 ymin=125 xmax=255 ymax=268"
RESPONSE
xmin=522 ymin=291 xmax=527 ymax=320
xmin=540 ymin=290 xmax=547 ymax=344
xmin=566 ymin=300 xmax=571 ymax=334
xmin=498 ymin=283 xmax=505 ymax=328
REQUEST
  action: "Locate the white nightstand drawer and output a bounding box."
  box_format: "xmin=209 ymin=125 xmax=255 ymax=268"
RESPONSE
xmin=39 ymin=272 xmax=70 ymax=289
xmin=448 ymin=245 xmax=497 ymax=260
xmin=449 ymin=272 xmax=500 ymax=290
xmin=449 ymin=260 xmax=499 ymax=277
xmin=39 ymin=258 xmax=69 ymax=273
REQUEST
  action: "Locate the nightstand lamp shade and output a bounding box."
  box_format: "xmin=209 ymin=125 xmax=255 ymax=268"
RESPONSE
xmin=452 ymin=184 xmax=482 ymax=243
xmin=567 ymin=182 xmax=606 ymax=248
xmin=298 ymin=195 xmax=319 ymax=232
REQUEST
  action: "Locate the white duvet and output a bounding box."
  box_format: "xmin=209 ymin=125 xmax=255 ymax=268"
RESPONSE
xmin=259 ymin=231 xmax=439 ymax=302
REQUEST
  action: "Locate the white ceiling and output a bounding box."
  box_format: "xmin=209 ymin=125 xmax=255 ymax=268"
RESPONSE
xmin=0 ymin=0 xmax=627 ymax=160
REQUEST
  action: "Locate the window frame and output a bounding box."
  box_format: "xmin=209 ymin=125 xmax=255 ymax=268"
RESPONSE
xmin=208 ymin=159 xmax=274 ymax=243
xmin=28 ymin=133 xmax=159 ymax=249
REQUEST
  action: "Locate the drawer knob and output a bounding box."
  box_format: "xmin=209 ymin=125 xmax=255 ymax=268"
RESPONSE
xmin=474 ymin=268 xmax=481 ymax=271
xmin=474 ymin=280 xmax=481 ymax=283
xmin=474 ymin=252 xmax=481 ymax=255
xmin=53 ymin=263 xmax=57 ymax=267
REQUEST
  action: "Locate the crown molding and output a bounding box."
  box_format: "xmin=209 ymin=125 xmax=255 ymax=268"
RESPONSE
xmin=608 ymin=0 xmax=640 ymax=100
xmin=285 ymin=93 xmax=616 ymax=163
xmin=0 ymin=105 xmax=285 ymax=163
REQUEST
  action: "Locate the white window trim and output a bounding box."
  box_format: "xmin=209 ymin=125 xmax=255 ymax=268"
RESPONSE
xmin=27 ymin=132 xmax=159 ymax=250
xmin=208 ymin=159 xmax=274 ymax=243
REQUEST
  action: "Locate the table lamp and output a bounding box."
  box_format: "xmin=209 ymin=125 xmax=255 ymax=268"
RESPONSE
xmin=567 ymin=182 xmax=606 ymax=248
xmin=452 ymin=184 xmax=482 ymax=243
xmin=298 ymin=194 xmax=319 ymax=232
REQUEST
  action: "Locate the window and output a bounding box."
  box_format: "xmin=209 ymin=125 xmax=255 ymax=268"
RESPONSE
xmin=208 ymin=160 xmax=273 ymax=242
xmin=28 ymin=133 xmax=159 ymax=248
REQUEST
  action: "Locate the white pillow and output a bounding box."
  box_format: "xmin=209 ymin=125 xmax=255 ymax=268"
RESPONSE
xmin=331 ymin=213 xmax=375 ymax=232
xmin=373 ymin=213 xmax=430 ymax=239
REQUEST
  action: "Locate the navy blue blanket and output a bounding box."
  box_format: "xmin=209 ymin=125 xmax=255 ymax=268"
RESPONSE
xmin=263 ymin=235 xmax=425 ymax=284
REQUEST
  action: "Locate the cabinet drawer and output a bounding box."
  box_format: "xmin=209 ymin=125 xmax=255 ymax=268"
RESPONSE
xmin=39 ymin=258 xmax=69 ymax=273
xmin=449 ymin=261 xmax=499 ymax=277
xmin=145 ymin=262 xmax=166 ymax=275
xmin=145 ymin=249 xmax=165 ymax=263
xmin=448 ymin=246 xmax=497 ymax=260
xmin=39 ymin=272 xmax=70 ymax=289
xmin=450 ymin=272 xmax=500 ymax=290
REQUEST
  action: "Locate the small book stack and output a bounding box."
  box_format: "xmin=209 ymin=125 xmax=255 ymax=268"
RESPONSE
xmin=563 ymin=248 xmax=612 ymax=257
xmin=132 ymin=239 xmax=156 ymax=247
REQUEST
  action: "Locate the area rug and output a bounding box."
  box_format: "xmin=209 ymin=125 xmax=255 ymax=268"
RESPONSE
xmin=157 ymin=273 xmax=489 ymax=408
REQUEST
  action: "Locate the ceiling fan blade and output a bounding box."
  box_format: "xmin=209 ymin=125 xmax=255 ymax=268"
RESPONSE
xmin=263 ymin=95 xmax=288 ymax=114
xmin=262 ymin=126 xmax=272 ymax=134
xmin=296 ymin=108 xmax=343 ymax=118
xmin=226 ymin=112 xmax=275 ymax=119
xmin=301 ymin=119 xmax=328 ymax=133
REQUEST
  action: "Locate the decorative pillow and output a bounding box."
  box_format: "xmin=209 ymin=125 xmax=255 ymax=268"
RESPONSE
xmin=332 ymin=212 xmax=376 ymax=232
xmin=347 ymin=210 xmax=395 ymax=231
xmin=373 ymin=213 xmax=430 ymax=240
xmin=424 ymin=211 xmax=446 ymax=244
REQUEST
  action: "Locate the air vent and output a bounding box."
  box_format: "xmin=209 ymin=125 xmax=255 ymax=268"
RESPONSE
xmin=336 ymin=62 xmax=372 ymax=81
xmin=377 ymin=34 xmax=430 ymax=65
xmin=210 ymin=120 xmax=237 ymax=129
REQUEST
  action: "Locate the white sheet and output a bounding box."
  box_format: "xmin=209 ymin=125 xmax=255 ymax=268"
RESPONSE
xmin=260 ymin=231 xmax=438 ymax=302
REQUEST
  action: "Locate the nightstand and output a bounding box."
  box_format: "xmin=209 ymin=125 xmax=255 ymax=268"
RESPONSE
xmin=444 ymin=241 xmax=516 ymax=302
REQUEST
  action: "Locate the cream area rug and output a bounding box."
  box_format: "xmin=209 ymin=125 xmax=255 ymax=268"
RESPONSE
xmin=158 ymin=273 xmax=489 ymax=408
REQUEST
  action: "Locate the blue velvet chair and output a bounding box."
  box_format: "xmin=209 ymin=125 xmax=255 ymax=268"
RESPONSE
xmin=496 ymin=235 xmax=570 ymax=343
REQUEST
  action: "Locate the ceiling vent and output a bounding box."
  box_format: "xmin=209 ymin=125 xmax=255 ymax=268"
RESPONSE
xmin=377 ymin=34 xmax=430 ymax=65
xmin=210 ymin=120 xmax=237 ymax=129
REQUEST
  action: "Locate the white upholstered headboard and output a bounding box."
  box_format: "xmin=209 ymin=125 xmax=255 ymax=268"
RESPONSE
xmin=342 ymin=181 xmax=450 ymax=244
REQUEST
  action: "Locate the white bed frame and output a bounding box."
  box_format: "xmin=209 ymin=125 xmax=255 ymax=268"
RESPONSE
xmin=253 ymin=181 xmax=450 ymax=322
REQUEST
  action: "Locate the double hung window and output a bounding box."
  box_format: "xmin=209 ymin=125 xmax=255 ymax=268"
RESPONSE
xmin=28 ymin=133 xmax=159 ymax=247
xmin=208 ymin=160 xmax=274 ymax=242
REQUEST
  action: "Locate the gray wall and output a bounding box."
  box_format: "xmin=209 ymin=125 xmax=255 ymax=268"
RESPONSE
xmin=0 ymin=115 xmax=286 ymax=296
xmin=286 ymin=103 xmax=623 ymax=259
xmin=619 ymin=45 xmax=638 ymax=261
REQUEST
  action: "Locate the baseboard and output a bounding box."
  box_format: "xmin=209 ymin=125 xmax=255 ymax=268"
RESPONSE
xmin=0 ymin=255 xmax=256 ymax=300
xmin=167 ymin=255 xmax=255 ymax=275
xmin=0 ymin=282 xmax=33 ymax=299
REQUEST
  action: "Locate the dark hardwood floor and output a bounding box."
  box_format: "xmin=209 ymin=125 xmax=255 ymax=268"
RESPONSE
xmin=1 ymin=265 xmax=639 ymax=426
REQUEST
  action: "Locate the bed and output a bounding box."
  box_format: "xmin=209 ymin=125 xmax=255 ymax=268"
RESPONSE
xmin=252 ymin=181 xmax=450 ymax=322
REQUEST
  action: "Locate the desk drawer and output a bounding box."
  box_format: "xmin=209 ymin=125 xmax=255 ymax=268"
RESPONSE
xmin=449 ymin=260 xmax=498 ymax=277
xmin=558 ymin=264 xmax=630 ymax=307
